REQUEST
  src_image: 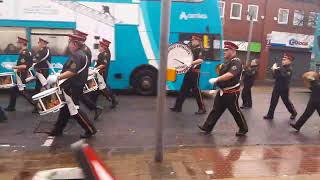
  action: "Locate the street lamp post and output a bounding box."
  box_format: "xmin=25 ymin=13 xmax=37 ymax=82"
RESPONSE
xmin=155 ymin=0 xmax=172 ymax=162
xmin=246 ymin=12 xmax=254 ymax=66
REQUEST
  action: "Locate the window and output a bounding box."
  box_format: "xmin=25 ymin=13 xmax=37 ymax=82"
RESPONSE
xmin=308 ymin=12 xmax=319 ymax=28
xmin=247 ymin=5 xmax=259 ymax=21
xmin=179 ymin=33 xmax=221 ymax=61
xmin=293 ymin=10 xmax=304 ymax=26
xmin=218 ymin=1 xmax=225 ymax=18
xmin=0 ymin=27 xmax=26 ymax=55
xmin=30 ymin=29 xmax=73 ymax=56
xmin=278 ymin=8 xmax=289 ymax=24
xmin=230 ymin=3 xmax=242 ymax=20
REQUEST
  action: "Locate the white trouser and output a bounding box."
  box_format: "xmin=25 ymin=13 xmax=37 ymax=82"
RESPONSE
xmin=15 ymin=72 xmax=25 ymax=91
xmin=62 ymin=90 xmax=79 ymax=116
xmin=96 ymin=73 xmax=107 ymax=90
xmin=35 ymin=72 xmax=48 ymax=87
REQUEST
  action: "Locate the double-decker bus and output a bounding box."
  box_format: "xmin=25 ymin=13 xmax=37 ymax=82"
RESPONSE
xmin=0 ymin=0 xmax=223 ymax=95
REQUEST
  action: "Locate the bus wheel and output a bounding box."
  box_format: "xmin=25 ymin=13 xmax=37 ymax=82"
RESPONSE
xmin=132 ymin=70 xmax=157 ymax=96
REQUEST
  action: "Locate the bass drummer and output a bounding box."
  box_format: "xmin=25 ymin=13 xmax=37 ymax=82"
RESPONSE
xmin=170 ymin=35 xmax=206 ymax=115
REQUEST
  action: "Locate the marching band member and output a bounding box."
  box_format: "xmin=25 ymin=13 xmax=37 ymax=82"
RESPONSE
xmin=263 ymin=53 xmax=297 ymax=120
xmin=48 ymin=34 xmax=97 ymax=138
xmin=33 ymin=37 xmax=51 ymax=93
xmin=91 ymin=38 xmax=118 ymax=109
xmin=5 ymin=37 xmax=35 ymax=112
xmin=290 ymin=71 xmax=320 ymax=132
xmin=74 ymin=30 xmax=103 ymax=120
xmin=198 ymin=41 xmax=248 ymax=136
xmin=170 ymin=35 xmax=206 ymax=115
xmin=32 ymin=38 xmax=52 ymax=113
xmin=241 ymin=59 xmax=259 ymax=109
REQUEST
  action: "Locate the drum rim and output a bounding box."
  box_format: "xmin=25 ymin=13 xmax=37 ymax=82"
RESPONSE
xmin=0 ymin=72 xmax=14 ymax=76
xmin=32 ymin=87 xmax=59 ymax=99
xmin=38 ymin=103 xmax=65 ymax=115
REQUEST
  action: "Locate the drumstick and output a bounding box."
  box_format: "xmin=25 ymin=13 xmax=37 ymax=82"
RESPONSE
xmin=46 ymin=62 xmax=57 ymax=74
xmin=173 ymin=59 xmax=185 ymax=65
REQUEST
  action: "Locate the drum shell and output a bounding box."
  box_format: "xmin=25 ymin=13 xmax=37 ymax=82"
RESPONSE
xmin=32 ymin=87 xmax=65 ymax=115
xmin=83 ymin=76 xmax=98 ymax=94
xmin=0 ymin=72 xmax=15 ymax=89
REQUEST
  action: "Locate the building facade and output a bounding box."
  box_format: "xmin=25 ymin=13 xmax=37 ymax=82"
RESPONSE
xmin=219 ymin=0 xmax=319 ymax=81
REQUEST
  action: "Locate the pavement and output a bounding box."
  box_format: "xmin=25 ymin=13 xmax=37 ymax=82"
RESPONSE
xmin=2 ymin=145 xmax=320 ymax=179
xmin=1 ymin=85 xmax=320 ymax=179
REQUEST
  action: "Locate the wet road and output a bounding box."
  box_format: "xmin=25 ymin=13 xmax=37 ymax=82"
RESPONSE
xmin=0 ymin=86 xmax=318 ymax=152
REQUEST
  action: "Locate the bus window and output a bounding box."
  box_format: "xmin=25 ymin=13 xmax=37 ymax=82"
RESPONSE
xmin=30 ymin=29 xmax=73 ymax=56
xmin=173 ymin=0 xmax=204 ymax=2
xmin=179 ymin=33 xmax=221 ymax=61
xmin=0 ymin=27 xmax=26 ymax=55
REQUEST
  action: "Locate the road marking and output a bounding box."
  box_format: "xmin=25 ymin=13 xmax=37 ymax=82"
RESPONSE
xmin=41 ymin=136 xmax=55 ymax=147
xmin=0 ymin=144 xmax=10 ymax=147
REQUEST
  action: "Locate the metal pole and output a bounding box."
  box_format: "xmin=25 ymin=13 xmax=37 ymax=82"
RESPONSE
xmin=246 ymin=14 xmax=254 ymax=65
xmin=155 ymin=0 xmax=172 ymax=162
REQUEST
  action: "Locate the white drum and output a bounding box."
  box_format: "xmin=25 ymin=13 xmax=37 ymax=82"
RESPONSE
xmin=32 ymin=87 xmax=65 ymax=115
xmin=83 ymin=75 xmax=98 ymax=94
xmin=167 ymin=43 xmax=194 ymax=74
xmin=0 ymin=72 xmax=15 ymax=89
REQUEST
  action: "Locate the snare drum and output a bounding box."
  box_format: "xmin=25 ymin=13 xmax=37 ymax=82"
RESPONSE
xmin=0 ymin=72 xmax=15 ymax=89
xmin=32 ymin=87 xmax=65 ymax=115
xmin=83 ymin=75 xmax=98 ymax=94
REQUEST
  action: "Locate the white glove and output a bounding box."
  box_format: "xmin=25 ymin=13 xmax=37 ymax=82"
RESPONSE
xmin=47 ymin=75 xmax=58 ymax=86
xmin=209 ymin=90 xmax=218 ymax=95
xmin=271 ymin=63 xmax=279 ymax=70
xmin=185 ymin=62 xmax=192 ymax=67
xmin=209 ymin=78 xmax=219 ymax=85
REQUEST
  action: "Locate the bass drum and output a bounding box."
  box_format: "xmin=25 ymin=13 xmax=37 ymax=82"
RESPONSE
xmin=167 ymin=43 xmax=193 ymax=74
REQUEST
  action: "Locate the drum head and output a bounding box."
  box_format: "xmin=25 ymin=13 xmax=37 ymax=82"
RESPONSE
xmin=167 ymin=43 xmax=193 ymax=74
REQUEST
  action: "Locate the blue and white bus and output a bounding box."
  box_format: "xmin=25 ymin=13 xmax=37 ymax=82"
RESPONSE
xmin=310 ymin=16 xmax=320 ymax=72
xmin=0 ymin=0 xmax=223 ymax=95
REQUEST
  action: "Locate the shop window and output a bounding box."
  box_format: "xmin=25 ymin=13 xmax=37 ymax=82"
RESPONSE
xmin=247 ymin=5 xmax=259 ymax=21
xmin=278 ymin=8 xmax=289 ymax=24
xmin=230 ymin=3 xmax=242 ymax=20
xmin=293 ymin=10 xmax=304 ymax=26
xmin=0 ymin=27 xmax=26 ymax=55
xmin=30 ymin=29 xmax=73 ymax=56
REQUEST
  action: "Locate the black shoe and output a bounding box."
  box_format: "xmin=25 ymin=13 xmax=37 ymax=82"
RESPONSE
xmin=80 ymin=131 xmax=96 ymax=139
xmin=4 ymin=107 xmax=15 ymax=112
xmin=170 ymin=107 xmax=182 ymax=112
xmin=290 ymin=112 xmax=297 ymax=120
xmin=236 ymin=130 xmax=248 ymax=137
xmin=290 ymin=123 xmax=300 ymax=132
xmin=110 ymin=100 xmax=119 ymax=109
xmin=197 ymin=124 xmax=211 ymax=134
xmin=94 ymin=107 xmax=103 ymax=121
xmin=263 ymin=115 xmax=273 ymax=120
xmin=195 ymin=109 xmax=207 ymax=115
xmin=48 ymin=131 xmax=63 ymax=137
